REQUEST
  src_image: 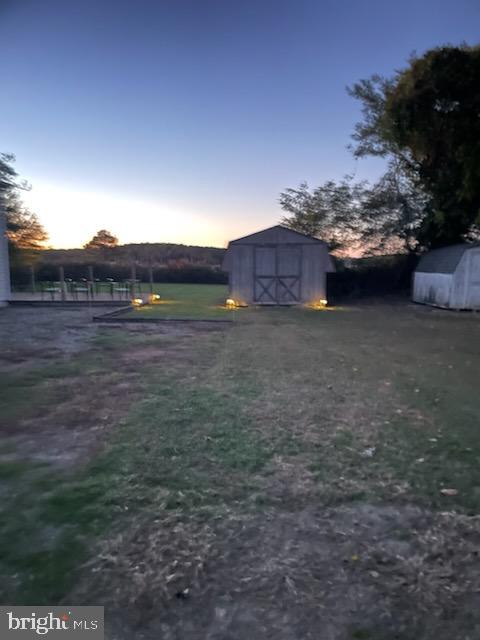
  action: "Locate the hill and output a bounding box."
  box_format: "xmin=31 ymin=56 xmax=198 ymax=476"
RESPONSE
xmin=39 ymin=242 xmax=225 ymax=268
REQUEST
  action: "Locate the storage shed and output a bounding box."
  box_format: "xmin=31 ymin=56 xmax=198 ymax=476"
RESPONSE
xmin=413 ymin=244 xmax=480 ymax=310
xmin=222 ymin=225 xmax=335 ymax=305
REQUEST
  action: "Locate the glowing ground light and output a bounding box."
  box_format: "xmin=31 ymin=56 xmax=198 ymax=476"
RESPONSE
xmin=309 ymin=299 xmax=328 ymax=309
xmin=132 ymin=298 xmax=144 ymax=306
xmin=149 ymin=293 xmax=161 ymax=303
xmin=226 ymin=298 xmax=236 ymax=309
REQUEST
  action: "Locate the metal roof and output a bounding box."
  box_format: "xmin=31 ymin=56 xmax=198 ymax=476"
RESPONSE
xmin=416 ymin=244 xmax=480 ymax=274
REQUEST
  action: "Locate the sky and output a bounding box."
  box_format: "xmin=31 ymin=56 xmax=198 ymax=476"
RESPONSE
xmin=0 ymin=0 xmax=479 ymax=249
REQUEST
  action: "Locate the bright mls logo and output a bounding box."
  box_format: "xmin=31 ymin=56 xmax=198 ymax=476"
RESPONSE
xmin=0 ymin=607 xmax=104 ymax=639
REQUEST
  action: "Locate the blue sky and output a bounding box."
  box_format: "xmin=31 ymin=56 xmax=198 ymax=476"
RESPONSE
xmin=1 ymin=0 xmax=478 ymax=248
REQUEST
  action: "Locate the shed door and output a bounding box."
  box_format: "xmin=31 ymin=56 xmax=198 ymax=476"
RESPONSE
xmin=253 ymin=245 xmax=301 ymax=304
xmin=254 ymin=247 xmax=277 ymax=303
xmin=277 ymin=246 xmax=301 ymax=303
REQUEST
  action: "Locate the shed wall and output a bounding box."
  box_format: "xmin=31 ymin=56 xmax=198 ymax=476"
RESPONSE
xmin=301 ymin=244 xmax=327 ymax=302
xmin=462 ymin=248 xmax=480 ymax=309
xmin=466 ymin=249 xmax=480 ymax=309
xmin=413 ymin=272 xmax=452 ymax=308
xmin=229 ymin=245 xmax=254 ymax=304
xmin=450 ymin=252 xmax=469 ymax=308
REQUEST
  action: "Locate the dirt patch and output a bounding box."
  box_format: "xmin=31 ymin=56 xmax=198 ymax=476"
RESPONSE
xmin=258 ymin=454 xmax=317 ymax=501
xmin=2 ymin=371 xmax=142 ymax=466
xmin=74 ymin=503 xmax=480 ymax=640
xmin=0 ymin=307 xmax=112 ymax=371
xmin=0 ymin=309 xmax=228 ymax=468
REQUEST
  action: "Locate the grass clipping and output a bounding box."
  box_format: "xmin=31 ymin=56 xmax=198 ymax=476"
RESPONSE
xmin=74 ymin=511 xmax=217 ymax=614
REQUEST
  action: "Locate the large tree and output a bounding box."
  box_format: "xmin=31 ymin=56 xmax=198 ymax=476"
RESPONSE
xmin=348 ymin=45 xmax=480 ymax=248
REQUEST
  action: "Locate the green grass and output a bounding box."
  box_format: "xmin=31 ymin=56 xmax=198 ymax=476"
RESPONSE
xmin=129 ymin=283 xmax=233 ymax=319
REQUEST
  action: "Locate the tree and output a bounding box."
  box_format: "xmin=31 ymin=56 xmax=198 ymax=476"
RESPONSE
xmin=84 ymin=229 xmax=118 ymax=251
xmin=0 ymin=154 xmax=48 ymax=266
xmin=348 ymin=45 xmax=480 ymax=248
xmin=279 ymin=177 xmax=369 ymax=254
xmin=0 ymin=153 xmax=19 ymax=195
xmin=280 ymin=173 xmax=426 ymax=256
xmin=361 ymin=166 xmax=428 ymax=254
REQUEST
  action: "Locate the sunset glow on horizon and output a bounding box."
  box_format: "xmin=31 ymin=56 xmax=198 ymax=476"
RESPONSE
xmin=22 ymin=181 xmax=276 ymax=249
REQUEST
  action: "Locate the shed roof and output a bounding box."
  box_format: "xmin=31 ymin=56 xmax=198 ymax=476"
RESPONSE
xmin=228 ymin=225 xmax=326 ymax=246
xmin=416 ymin=244 xmax=480 ymax=274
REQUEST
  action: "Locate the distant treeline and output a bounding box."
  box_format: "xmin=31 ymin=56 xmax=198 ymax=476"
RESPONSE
xmin=11 ymin=241 xmax=229 ymax=286
xmin=39 ymin=242 xmax=226 ymax=267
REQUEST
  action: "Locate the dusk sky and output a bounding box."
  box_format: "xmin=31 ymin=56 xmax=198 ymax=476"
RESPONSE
xmin=1 ymin=0 xmax=478 ymax=248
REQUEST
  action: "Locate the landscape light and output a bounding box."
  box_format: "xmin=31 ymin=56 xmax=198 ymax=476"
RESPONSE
xmin=308 ymin=299 xmax=328 ymax=310
xmin=226 ymin=298 xmax=236 ymax=309
xmin=149 ymin=293 xmax=161 ymax=303
xmin=132 ymin=298 xmax=144 ymax=306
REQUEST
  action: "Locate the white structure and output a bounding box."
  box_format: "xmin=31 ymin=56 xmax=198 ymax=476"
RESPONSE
xmin=413 ymin=244 xmax=480 ymax=310
xmin=0 ymin=203 xmax=11 ymax=306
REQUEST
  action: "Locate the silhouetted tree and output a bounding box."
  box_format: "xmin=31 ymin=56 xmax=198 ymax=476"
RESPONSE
xmin=280 ymin=177 xmax=368 ymax=253
xmin=280 ymin=173 xmax=426 ymax=255
xmin=348 ymin=45 xmax=480 ymax=248
xmin=84 ymin=229 xmax=119 ymax=250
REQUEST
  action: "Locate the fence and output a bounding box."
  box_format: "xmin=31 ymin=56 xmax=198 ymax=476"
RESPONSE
xmin=11 ymin=262 xmax=228 ymax=289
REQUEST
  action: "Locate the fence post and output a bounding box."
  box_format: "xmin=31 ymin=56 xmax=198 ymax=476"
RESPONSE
xmin=88 ymin=265 xmax=94 ymax=300
xmin=59 ymin=266 xmax=67 ymax=301
xmin=148 ymin=263 xmax=154 ymax=294
xmin=130 ymin=262 xmax=137 ymax=298
xmin=30 ymin=264 xmax=36 ymax=294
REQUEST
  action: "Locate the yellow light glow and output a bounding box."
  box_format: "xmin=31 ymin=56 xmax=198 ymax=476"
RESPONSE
xmin=226 ymin=298 xmax=236 ymax=308
xmin=308 ymin=299 xmax=328 ymax=310
xmin=149 ymin=293 xmax=161 ymax=303
xmin=132 ymin=298 xmax=144 ymax=306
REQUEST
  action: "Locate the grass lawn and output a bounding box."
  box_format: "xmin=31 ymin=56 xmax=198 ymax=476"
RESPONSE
xmin=132 ymin=283 xmax=232 ymax=319
xmin=1 ymin=297 xmax=480 ymax=639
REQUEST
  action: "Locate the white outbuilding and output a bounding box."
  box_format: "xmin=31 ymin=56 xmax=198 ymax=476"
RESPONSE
xmin=413 ymin=244 xmax=480 ymax=310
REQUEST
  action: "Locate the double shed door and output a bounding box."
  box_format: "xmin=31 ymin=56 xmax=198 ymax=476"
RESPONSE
xmin=254 ymin=245 xmax=302 ymax=304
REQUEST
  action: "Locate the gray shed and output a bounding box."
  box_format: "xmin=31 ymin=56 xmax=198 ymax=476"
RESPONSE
xmin=222 ymin=225 xmax=335 ymax=305
xmin=413 ymin=243 xmax=480 ymax=310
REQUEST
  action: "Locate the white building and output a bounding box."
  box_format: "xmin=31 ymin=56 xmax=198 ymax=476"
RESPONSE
xmin=413 ymin=244 xmax=480 ymax=310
